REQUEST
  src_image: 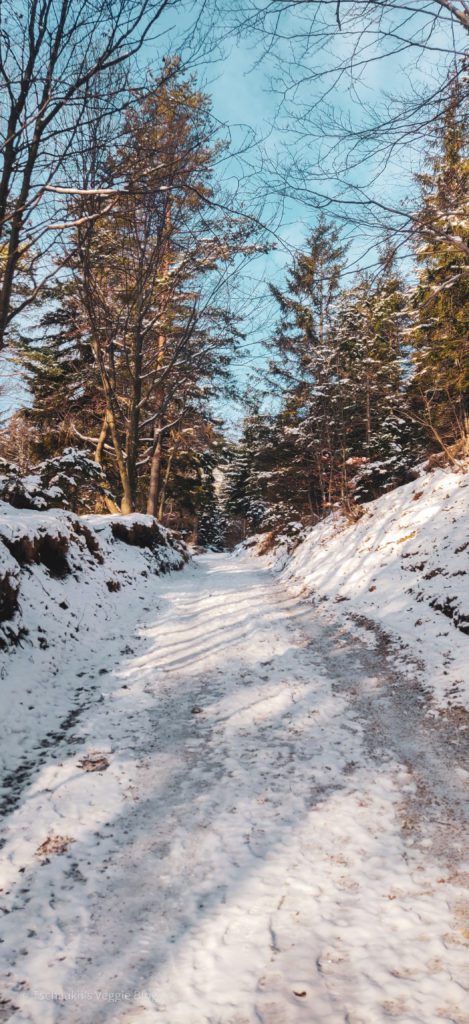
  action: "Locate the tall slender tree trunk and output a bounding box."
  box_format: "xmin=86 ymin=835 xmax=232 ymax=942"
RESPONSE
xmin=365 ymin=378 xmax=371 ymax=455
xmin=146 ymin=319 xmax=168 ymax=515
xmin=145 ymin=202 xmax=171 ymax=516
xmin=93 ymin=411 xmax=121 ymax=513
xmin=125 ymin=306 xmax=144 ymax=510
xmin=146 ymin=422 xmax=163 ymax=516
xmin=158 ymin=445 xmax=174 ymax=520
xmin=0 ymin=128 xmax=41 ymax=347
xmin=94 ymin=413 xmax=109 ymax=466
xmin=93 ymin=345 xmax=133 ymax=513
xmin=103 ymin=396 xmax=132 ymax=513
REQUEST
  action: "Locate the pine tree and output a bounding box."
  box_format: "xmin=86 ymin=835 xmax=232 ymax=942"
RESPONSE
xmin=268 ymin=218 xmax=349 ymax=515
xmin=70 ymin=62 xmax=255 ymax=513
xmin=223 ymin=414 xmax=268 ymax=534
xmin=257 ymin=229 xmax=419 ymax=524
xmin=18 ymin=281 xmax=103 ymax=462
xmin=15 ymin=63 xmax=255 ymax=518
xmin=410 ymin=79 xmax=469 ymax=453
xmin=197 ymin=454 xmax=225 ymax=549
xmin=333 ymin=250 xmax=416 ymax=500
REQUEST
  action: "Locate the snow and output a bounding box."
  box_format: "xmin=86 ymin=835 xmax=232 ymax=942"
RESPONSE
xmin=0 ymin=506 xmax=187 ymax=780
xmin=258 ymin=464 xmax=469 ymax=708
xmin=0 ymin=502 xmax=76 ymax=546
xmin=0 ymin=448 xmax=111 ymax=513
xmin=1 ymin=491 xmax=468 ymax=1024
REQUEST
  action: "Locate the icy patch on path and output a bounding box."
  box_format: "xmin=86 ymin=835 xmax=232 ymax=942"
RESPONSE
xmin=1 ymin=553 xmax=468 ymax=1024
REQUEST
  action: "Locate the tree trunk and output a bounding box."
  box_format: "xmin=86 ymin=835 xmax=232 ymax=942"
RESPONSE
xmin=125 ymin=320 xmax=144 ymax=511
xmin=146 ymin=318 xmax=168 ymax=515
xmin=93 ymin=412 xmax=121 ymax=513
xmin=94 ymin=414 xmax=108 ymax=465
xmin=91 ymin=341 xmax=133 ymax=513
xmin=158 ymin=447 xmax=174 ymax=520
xmin=146 ymin=425 xmax=163 ymax=517
xmin=105 ymin=402 xmax=132 ymax=513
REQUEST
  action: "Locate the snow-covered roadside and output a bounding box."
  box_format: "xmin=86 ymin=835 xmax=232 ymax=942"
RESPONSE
xmin=0 ymin=505 xmax=187 ymax=819
xmin=254 ymin=465 xmax=469 ymax=709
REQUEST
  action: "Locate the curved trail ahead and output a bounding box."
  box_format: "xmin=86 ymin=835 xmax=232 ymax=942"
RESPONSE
xmin=1 ymin=553 xmax=468 ymax=1024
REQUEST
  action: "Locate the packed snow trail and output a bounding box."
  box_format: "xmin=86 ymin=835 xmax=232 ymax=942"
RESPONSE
xmin=1 ymin=553 xmax=468 ymax=1024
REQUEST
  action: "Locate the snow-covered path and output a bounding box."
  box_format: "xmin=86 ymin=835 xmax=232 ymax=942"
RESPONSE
xmin=1 ymin=553 xmax=468 ymax=1024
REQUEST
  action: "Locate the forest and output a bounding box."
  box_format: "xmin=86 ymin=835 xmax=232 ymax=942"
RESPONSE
xmin=0 ymin=0 xmax=467 ymax=547
xmin=0 ymin=4 xmax=468 ymax=1023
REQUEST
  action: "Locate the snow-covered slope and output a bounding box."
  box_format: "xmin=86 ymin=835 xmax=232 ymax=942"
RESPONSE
xmin=257 ymin=464 xmax=469 ymax=707
xmin=0 ymin=505 xmax=187 ymax=647
xmin=0 ymin=505 xmax=187 ymax=812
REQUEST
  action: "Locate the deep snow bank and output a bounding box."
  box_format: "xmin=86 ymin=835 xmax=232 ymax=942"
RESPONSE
xmin=258 ymin=465 xmax=469 ymax=707
xmin=0 ymin=505 xmax=188 ymax=812
xmin=0 ymin=504 xmax=187 ymax=649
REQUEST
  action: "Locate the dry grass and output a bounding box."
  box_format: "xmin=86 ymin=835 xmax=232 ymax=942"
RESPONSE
xmin=78 ymin=753 xmax=110 ymax=772
xmin=36 ymin=835 xmax=74 ymax=858
xmin=257 ymin=531 xmax=277 ymax=556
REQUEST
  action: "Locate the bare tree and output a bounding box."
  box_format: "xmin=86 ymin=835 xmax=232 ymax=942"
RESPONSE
xmin=230 ymin=0 xmax=469 ymax=255
xmin=0 ymin=0 xmax=208 ymax=349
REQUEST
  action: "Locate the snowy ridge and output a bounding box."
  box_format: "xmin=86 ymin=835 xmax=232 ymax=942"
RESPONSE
xmin=256 ymin=464 xmax=469 ymax=708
